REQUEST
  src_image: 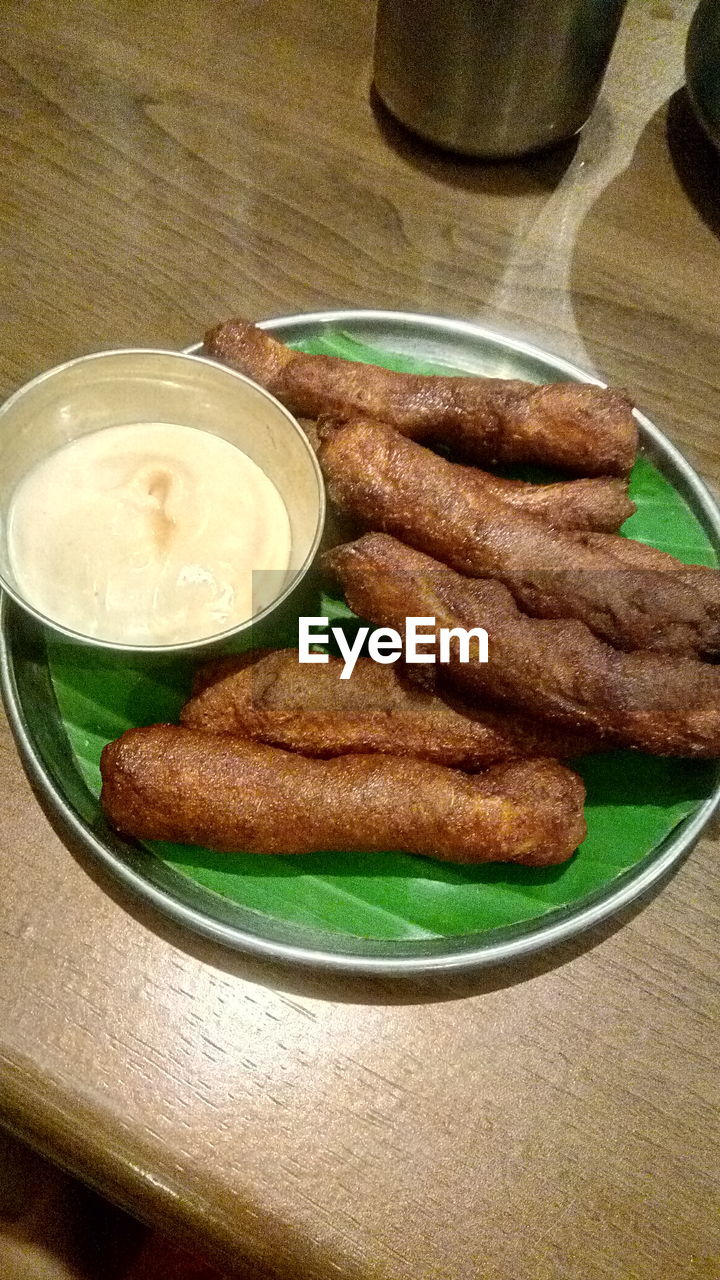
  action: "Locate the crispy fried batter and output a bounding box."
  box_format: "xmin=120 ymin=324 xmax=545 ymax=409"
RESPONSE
xmin=180 ymin=648 xmax=600 ymax=766
xmin=318 ymin=420 xmax=720 ymax=656
xmin=576 ymin=531 xmax=720 ymax=602
xmin=204 ymin=318 xmax=637 ymax=476
xmin=325 ymin=533 xmax=720 ymax=756
xmin=317 ymin=416 xmax=635 ymax=532
xmin=100 ymin=725 xmax=586 ymax=866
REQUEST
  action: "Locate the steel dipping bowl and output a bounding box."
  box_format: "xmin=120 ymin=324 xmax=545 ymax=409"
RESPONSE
xmin=0 ymin=349 xmax=325 ymax=652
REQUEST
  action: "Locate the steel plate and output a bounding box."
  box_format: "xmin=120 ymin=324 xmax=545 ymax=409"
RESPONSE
xmin=2 ymin=309 xmax=720 ymax=975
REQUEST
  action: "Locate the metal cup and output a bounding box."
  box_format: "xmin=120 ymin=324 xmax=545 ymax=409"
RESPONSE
xmin=373 ymin=0 xmax=628 ymax=158
xmin=0 ymin=350 xmax=325 ymax=652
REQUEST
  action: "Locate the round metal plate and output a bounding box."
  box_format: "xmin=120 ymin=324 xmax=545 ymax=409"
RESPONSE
xmin=3 ymin=309 xmax=720 ymax=974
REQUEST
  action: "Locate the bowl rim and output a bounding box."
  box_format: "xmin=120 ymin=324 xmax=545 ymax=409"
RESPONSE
xmin=0 ymin=347 xmax=326 ymax=654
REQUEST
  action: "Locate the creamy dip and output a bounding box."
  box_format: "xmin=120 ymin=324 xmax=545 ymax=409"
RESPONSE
xmin=7 ymin=422 xmax=292 ymax=644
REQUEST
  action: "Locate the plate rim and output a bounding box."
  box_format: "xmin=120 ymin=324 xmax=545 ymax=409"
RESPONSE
xmin=3 ymin=308 xmax=720 ymax=975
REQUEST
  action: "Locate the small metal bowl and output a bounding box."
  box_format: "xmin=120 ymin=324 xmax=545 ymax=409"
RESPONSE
xmin=0 ymin=349 xmax=325 ymax=653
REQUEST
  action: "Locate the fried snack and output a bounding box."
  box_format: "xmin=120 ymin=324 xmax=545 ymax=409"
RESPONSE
xmin=575 ymin=531 xmax=720 ymax=607
xmin=204 ymin=318 xmax=637 ymax=476
xmin=317 ymin=416 xmax=634 ymax=532
xmin=325 ymin=533 xmax=720 ymax=757
xmin=100 ymin=725 xmax=586 ymax=866
xmin=181 ymin=648 xmax=600 ymax=765
xmin=318 ymin=420 xmax=720 ymax=656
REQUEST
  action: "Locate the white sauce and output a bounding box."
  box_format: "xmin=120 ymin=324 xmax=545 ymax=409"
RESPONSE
xmin=7 ymin=422 xmax=292 ymax=644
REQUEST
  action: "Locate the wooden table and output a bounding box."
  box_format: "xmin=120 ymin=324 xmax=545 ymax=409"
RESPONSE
xmin=1 ymin=2 xmax=719 ymax=1276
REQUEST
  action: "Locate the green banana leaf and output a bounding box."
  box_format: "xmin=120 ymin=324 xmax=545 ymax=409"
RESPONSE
xmin=45 ymin=334 xmax=719 ymax=942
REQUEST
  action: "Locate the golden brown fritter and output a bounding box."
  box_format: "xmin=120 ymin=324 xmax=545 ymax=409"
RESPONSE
xmin=324 ymin=533 xmax=720 ymax=757
xmin=316 ymin=416 xmax=635 ymax=532
xmin=318 ymin=421 xmax=720 ymax=656
xmin=100 ymin=725 xmax=586 ymax=866
xmin=180 ymin=648 xmax=601 ymax=766
xmin=204 ymin=318 xmax=637 ymax=476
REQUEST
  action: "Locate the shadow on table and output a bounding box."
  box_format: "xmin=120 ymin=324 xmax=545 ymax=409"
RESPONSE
xmin=369 ymin=83 xmax=583 ymax=198
xmin=569 ymin=89 xmax=720 ymax=415
xmin=665 ymin=87 xmax=720 ymax=240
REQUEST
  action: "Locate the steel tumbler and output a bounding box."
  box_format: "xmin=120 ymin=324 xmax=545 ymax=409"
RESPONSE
xmin=373 ymin=0 xmax=628 ymax=158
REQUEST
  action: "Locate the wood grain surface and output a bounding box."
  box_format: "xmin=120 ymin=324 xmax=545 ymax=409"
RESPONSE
xmin=1 ymin=1 xmax=719 ymax=1277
